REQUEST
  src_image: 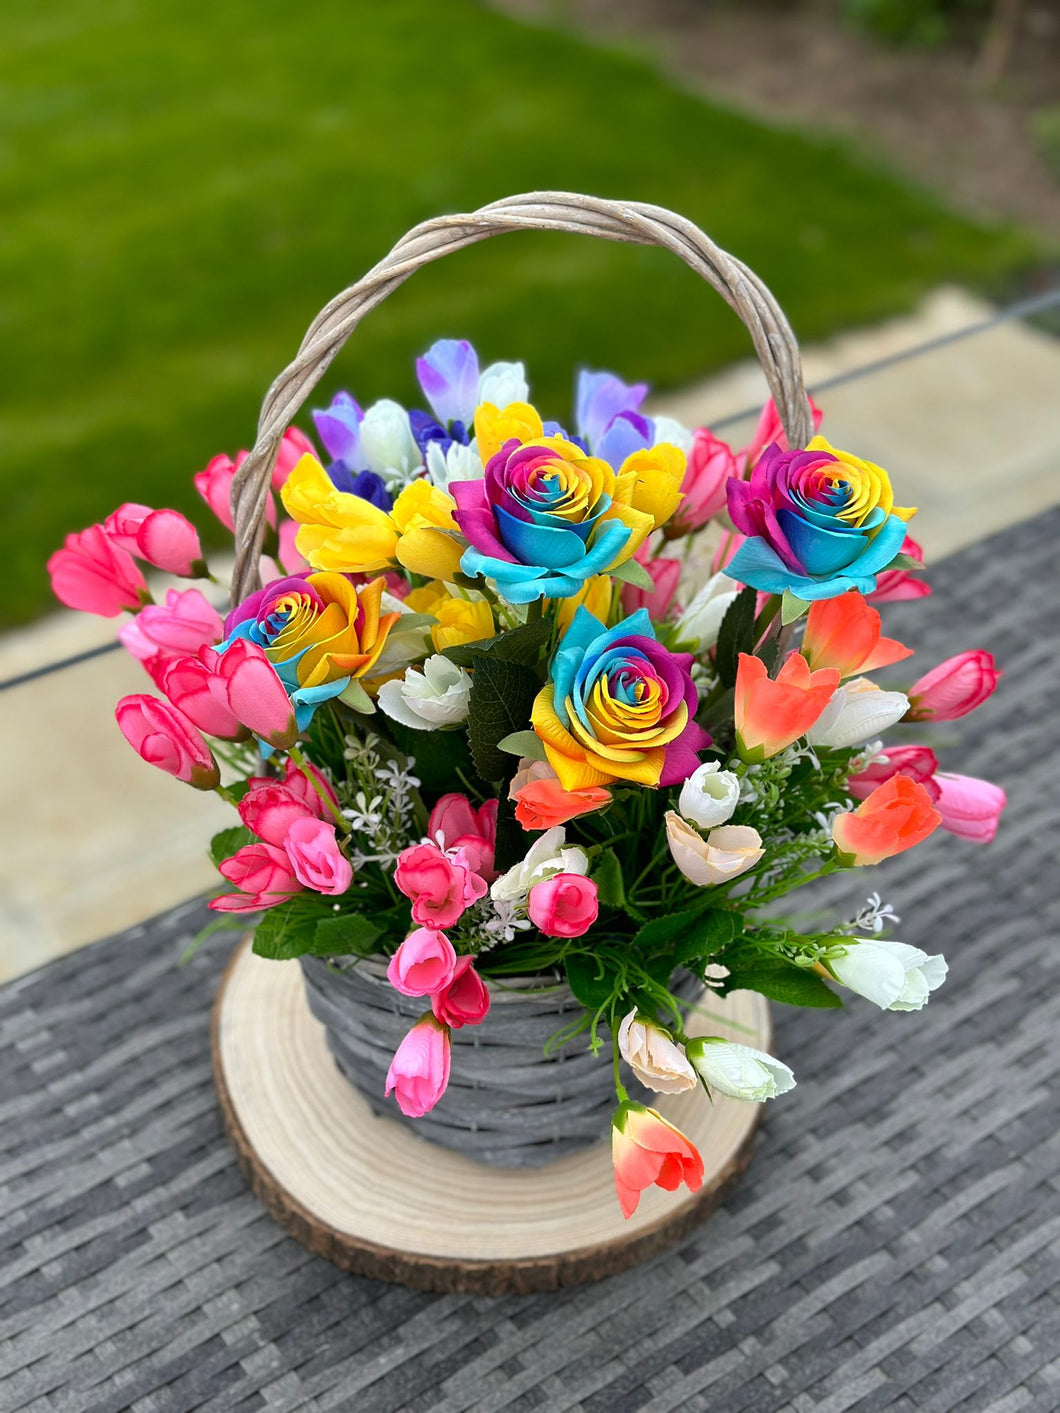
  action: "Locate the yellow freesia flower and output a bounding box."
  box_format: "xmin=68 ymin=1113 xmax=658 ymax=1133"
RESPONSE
xmin=404 ymin=580 xmax=495 ymax=652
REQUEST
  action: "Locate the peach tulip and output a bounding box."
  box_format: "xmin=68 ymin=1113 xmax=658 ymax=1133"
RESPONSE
xmin=802 ymin=590 xmax=912 ymax=679
xmin=735 ymin=652 xmax=840 ymax=762
xmin=832 ymin=775 xmax=941 ymax=866
xmin=611 ymin=1102 xmax=704 ymax=1219
xmin=509 ymin=759 xmax=611 ymax=831
xmin=665 ymin=814 xmax=764 ymax=887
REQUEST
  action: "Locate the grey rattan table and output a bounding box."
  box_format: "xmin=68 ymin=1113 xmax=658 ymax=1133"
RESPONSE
xmin=2 ymin=511 xmax=1058 ymax=1413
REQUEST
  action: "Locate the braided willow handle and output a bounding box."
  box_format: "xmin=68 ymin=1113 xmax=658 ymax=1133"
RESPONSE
xmin=230 ymin=191 xmax=813 ymax=605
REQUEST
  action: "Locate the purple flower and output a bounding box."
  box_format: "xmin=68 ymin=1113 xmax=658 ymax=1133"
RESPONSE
xmin=575 ymin=370 xmax=648 ymax=452
xmin=312 ymin=392 xmax=363 ymax=466
xmin=416 ymin=338 xmax=480 ymax=428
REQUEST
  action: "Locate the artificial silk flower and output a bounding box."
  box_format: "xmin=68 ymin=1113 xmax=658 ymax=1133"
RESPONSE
xmin=611 ymin=1102 xmax=703 ymax=1219
xmin=385 ymin=1014 xmax=451 ymax=1118
xmin=617 ymin=1012 xmax=697 ymax=1094
xmin=509 ymin=759 xmax=611 ymax=832
xmin=118 ymin=588 xmax=223 ymax=665
xmin=209 ymin=841 xmax=303 ymax=913
xmin=827 ymin=938 xmax=947 ymax=1011
xmin=192 ymin=433 xmax=312 ymax=530
xmin=312 ymin=390 xmax=364 ymax=467
xmin=431 ymin=955 xmax=490 ymax=1028
xmin=416 ymin=339 xmax=481 ymax=429
xmin=620 ymin=545 xmax=682 ymax=619
xmin=115 ymin=695 xmax=219 ymax=790
xmin=677 ymin=761 xmax=741 ymax=830
xmin=473 ymin=400 xmax=546 ymax=465
xmin=673 ymin=572 xmax=741 ymax=653
xmin=575 ymin=369 xmax=648 ymax=453
xmin=832 ymin=775 xmax=941 ymax=866
xmin=906 ymin=650 xmax=1001 ymax=722
xmin=554 ymin=574 xmax=612 ymax=635
xmin=477 ymin=359 xmax=529 ymax=410
xmin=801 ymin=590 xmax=912 ymax=679
xmin=283 ymin=817 xmax=352 ymax=896
xmin=684 ymin=1037 xmax=795 ymax=1101
xmin=104 ymin=504 xmax=206 ymax=579
xmin=868 ymin=533 xmax=930 ymax=603
xmin=734 ymin=652 xmax=840 ymax=763
xmin=359 ymin=399 xmax=423 ymax=483
xmin=848 ymin=744 xmax=941 ymax=803
xmin=47 ymin=525 xmax=148 ymax=617
xmin=394 ymin=841 xmax=488 ymax=929
xmin=531 ymin=607 xmax=708 ymax=790
xmin=665 ymin=815 xmax=764 ymax=887
xmin=377 ymin=655 xmax=472 ymax=731
xmin=727 ymin=438 xmax=915 ymax=600
xmin=664 ymin=427 xmax=739 ymax=537
xmin=403 ymin=580 xmax=494 ymax=652
xmin=740 ymin=394 xmax=824 ymax=471
xmin=806 ymin=678 xmax=910 ymax=750
xmin=526 ymin=872 xmax=599 ymax=938
xmin=387 ymin=927 xmax=458 ymax=998
xmin=490 ymin=826 xmax=588 ymax=905
xmin=933 ymin=772 xmax=1007 ymax=844
xmin=424 ymin=440 xmax=484 ymax=493
xmin=427 ymin=794 xmax=498 ymax=881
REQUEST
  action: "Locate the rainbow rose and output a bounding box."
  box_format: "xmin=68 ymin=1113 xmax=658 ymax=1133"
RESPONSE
xmin=726 ymin=437 xmax=915 ymax=601
xmin=451 ymin=433 xmax=682 ymax=604
xmin=531 ymin=607 xmax=708 ymax=790
xmin=217 ymin=572 xmax=399 ymax=729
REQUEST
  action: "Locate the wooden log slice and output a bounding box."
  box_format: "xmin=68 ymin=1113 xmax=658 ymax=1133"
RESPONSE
xmin=212 ymin=938 xmax=771 ymax=1295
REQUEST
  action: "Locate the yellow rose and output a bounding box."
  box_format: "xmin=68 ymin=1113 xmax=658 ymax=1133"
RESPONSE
xmin=404 ymin=580 xmax=495 ymax=652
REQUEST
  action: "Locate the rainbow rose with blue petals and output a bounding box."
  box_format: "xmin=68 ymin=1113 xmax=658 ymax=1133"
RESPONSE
xmin=531 ymin=607 xmax=709 ymax=790
xmin=725 ymin=437 xmax=915 ymax=601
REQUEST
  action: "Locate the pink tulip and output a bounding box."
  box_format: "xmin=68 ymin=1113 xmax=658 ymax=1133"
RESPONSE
xmin=385 ymin=1014 xmax=451 ymax=1117
xmin=394 ymin=841 xmax=488 ymax=928
xmin=934 ymin=772 xmax=1006 ymax=844
xmin=115 ymin=694 xmax=219 ymax=789
xmin=283 ymin=817 xmax=352 ymax=895
xmin=387 ymin=928 xmax=458 ymax=997
xmin=194 ymin=451 xmax=276 ymax=532
xmin=280 ymin=756 xmax=340 ymax=818
xmin=238 ymin=779 xmax=317 ymax=846
xmin=159 ymin=652 xmax=242 ymax=738
xmin=907 ymin=650 xmax=1001 ymax=722
xmin=427 ymin=795 xmax=498 ymax=881
xmin=278 ymin=518 xmax=311 ymax=574
xmin=527 ymin=873 xmax=599 ymax=938
xmin=209 ymin=841 xmax=304 ymax=912
xmin=666 ymin=428 xmax=739 ymax=536
xmin=620 ymin=546 xmax=682 ymax=619
xmin=432 ymin=956 xmax=490 ymax=1028
xmin=118 ymin=588 xmax=223 ymax=664
xmin=47 ymin=524 xmax=147 ymax=617
xmin=207 ymin=640 xmax=298 ymax=749
xmin=848 ymin=744 xmax=940 ymax=803
xmin=104 ymin=503 xmax=205 ymax=578
xmin=271 ymin=427 xmax=318 ymax=489
xmin=868 ymin=534 xmax=931 ymax=604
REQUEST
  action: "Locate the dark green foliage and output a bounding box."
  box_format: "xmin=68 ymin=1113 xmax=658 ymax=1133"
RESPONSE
xmin=714 ymin=586 xmax=759 ymax=688
xmin=465 ymin=653 xmax=542 ymax=781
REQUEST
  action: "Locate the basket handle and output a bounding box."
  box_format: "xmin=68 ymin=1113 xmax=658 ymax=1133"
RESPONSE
xmin=230 ymin=191 xmax=813 ymax=604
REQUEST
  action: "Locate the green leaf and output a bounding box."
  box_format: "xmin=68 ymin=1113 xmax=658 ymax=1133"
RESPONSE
xmin=592 ymin=848 xmax=626 ymax=911
xmin=565 ymin=953 xmax=619 ymax=1010
xmin=714 ymin=584 xmax=758 ymax=688
xmin=386 ymin=718 xmax=473 ymax=793
xmin=339 ymin=678 xmax=376 ymax=713
xmin=781 ymin=590 xmax=812 ymax=625
xmin=251 ymin=905 xmax=327 ymax=961
xmin=442 ymin=617 xmax=551 ymax=669
xmin=465 ymin=652 xmax=542 ymax=781
xmin=672 ymin=911 xmax=737 ymax=967
xmin=888 ymin=551 xmax=924 ymax=571
xmin=722 ymin=957 xmax=841 ymax=1008
xmin=497 ymin=729 xmax=547 ymax=760
xmin=209 ymin=825 xmax=254 ymax=868
xmin=609 ymin=556 xmax=654 ymax=590
xmin=313 ymin=912 xmax=383 ymax=957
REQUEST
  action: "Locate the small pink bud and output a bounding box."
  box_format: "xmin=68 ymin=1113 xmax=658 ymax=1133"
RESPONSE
xmin=48 ymin=525 xmax=147 ymax=617
xmin=387 ymin=928 xmax=458 ymax=997
xmin=115 ymin=694 xmax=219 ymax=790
xmin=385 ymin=1015 xmax=451 ymax=1118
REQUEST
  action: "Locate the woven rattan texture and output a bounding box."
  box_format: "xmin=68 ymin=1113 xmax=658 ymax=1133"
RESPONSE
xmin=2 ymin=510 xmax=1058 ymax=1413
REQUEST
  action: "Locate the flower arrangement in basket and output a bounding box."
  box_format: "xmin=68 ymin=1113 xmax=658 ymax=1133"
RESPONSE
xmin=48 ymin=196 xmax=1006 ymax=1219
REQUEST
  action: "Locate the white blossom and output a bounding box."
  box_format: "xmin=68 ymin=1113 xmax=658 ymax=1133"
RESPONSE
xmin=359 ymin=399 xmax=423 ymax=484
xmin=686 ymin=1038 xmax=796 ymax=1101
xmin=678 ymin=761 xmax=741 ymax=830
xmin=807 ymin=678 xmax=909 ymax=750
xmin=377 ymin=655 xmax=472 ymax=731
xmin=828 ymin=939 xmax=947 ymax=1011
xmin=425 ymin=439 xmax=484 ymax=490
xmin=490 ymin=826 xmax=589 ymax=904
xmin=477 ymin=360 xmax=529 ymax=408
xmin=674 ymin=572 xmax=741 ymax=652
xmin=651 ymin=414 xmax=694 ymax=458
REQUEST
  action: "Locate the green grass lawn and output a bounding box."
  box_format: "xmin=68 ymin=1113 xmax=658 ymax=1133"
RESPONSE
xmin=1 ymin=0 xmax=1034 ymax=627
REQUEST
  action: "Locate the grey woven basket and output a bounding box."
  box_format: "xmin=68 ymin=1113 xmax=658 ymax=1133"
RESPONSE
xmin=300 ymin=955 xmax=704 ymax=1167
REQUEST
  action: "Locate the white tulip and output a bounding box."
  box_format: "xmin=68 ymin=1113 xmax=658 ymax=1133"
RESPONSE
xmin=807 ymin=677 xmax=909 ymax=749
xmin=828 ymin=938 xmax=947 ymax=1012
xmin=685 ymin=1037 xmax=795 ymax=1101
xmin=665 ymin=813 xmax=763 ymax=887
xmin=674 ymin=572 xmax=741 ymax=652
xmin=678 ymin=761 xmax=741 ymax=830
xmin=360 ymin=399 xmax=423 ymax=480
xmin=617 ymin=1012 xmax=697 ymax=1094
xmin=477 ymin=360 xmax=529 ymax=408
xmin=425 ymin=439 xmax=483 ymax=490
xmin=377 ymin=655 xmax=471 ymax=731
xmin=490 ymin=826 xmax=589 ymax=904
xmin=651 ymin=415 xmax=694 ymax=458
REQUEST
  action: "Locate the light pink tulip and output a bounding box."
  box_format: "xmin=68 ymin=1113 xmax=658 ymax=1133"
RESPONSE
xmin=740 ymin=394 xmax=824 ymax=470
xmin=427 ymin=794 xmax=498 ymax=881
xmin=118 ymin=588 xmax=223 ymax=663
xmin=432 ymin=956 xmax=490 ymax=1028
xmin=394 ymin=841 xmax=488 ymax=928
xmin=104 ymin=503 xmax=205 ymax=577
xmin=47 ymin=524 xmax=147 ymax=617
xmin=711 ymin=530 xmax=746 ymax=576
xmin=209 ymin=842 xmax=303 ymax=912
xmin=666 ymin=428 xmax=739 ymax=536
xmin=848 ymin=744 xmax=940 ymax=803
xmin=385 ymin=1015 xmax=451 ymax=1117
xmin=283 ymin=817 xmax=352 ymax=895
xmin=907 ymin=650 xmax=1001 ymax=722
xmin=620 ymin=546 xmax=682 ymax=619
xmin=934 ymin=773 xmax=1006 ymax=844
xmin=115 ymin=694 xmax=219 ymax=789
xmin=527 ymin=873 xmax=599 ymax=938
xmin=194 ymin=451 xmax=276 ymax=532
xmin=271 ymin=427 xmax=318 ymax=489
xmin=387 ymin=928 xmax=458 ymax=997
xmin=238 ymin=779 xmax=317 ymax=846
xmin=206 ymin=640 xmax=298 ymax=749
xmin=868 ymin=534 xmax=931 ymax=604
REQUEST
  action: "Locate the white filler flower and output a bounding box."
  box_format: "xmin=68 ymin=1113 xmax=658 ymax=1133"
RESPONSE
xmin=377 ymin=655 xmax=472 ymax=731
xmin=674 ymin=572 xmax=740 ymax=652
xmin=828 ymin=938 xmax=948 ymax=1011
xmin=685 ymin=1038 xmax=796 ymax=1101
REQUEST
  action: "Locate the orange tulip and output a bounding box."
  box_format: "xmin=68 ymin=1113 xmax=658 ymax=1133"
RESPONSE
xmin=832 ymin=774 xmax=941 ymax=866
xmin=802 ymin=590 xmax=913 ymax=679
xmin=611 ymin=1101 xmax=704 ymax=1219
xmin=734 ymin=652 xmax=840 ymax=763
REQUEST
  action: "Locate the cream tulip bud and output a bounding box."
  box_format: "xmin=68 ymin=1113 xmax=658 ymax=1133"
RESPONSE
xmin=827 ymin=938 xmax=947 ymax=1011
xmin=617 ymin=1011 xmax=698 ymax=1094
xmin=806 ymin=678 xmax=910 ymax=750
xmin=678 ymin=761 xmax=741 ymax=830
xmin=664 ymin=813 xmax=764 ymax=887
xmin=685 ymin=1037 xmax=795 ymax=1101
xmin=673 ymin=572 xmax=740 ymax=652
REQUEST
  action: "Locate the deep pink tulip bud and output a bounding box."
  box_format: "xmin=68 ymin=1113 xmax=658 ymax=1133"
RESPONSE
xmin=159 ymin=652 xmax=242 ymax=739
xmin=209 ymin=842 xmax=303 ymax=912
xmin=115 ymin=694 xmax=219 ymax=789
xmin=934 ymin=773 xmax=1006 ymax=844
xmin=278 ymin=518 xmax=310 ymax=574
xmin=48 ymin=524 xmax=148 ymax=617
xmin=868 ymin=533 xmax=931 ymax=603
xmin=387 ymin=928 xmax=458 ymax=997
xmin=394 ymin=842 xmax=488 ymax=928
xmin=207 ymin=640 xmax=298 ymax=749
xmin=238 ymin=779 xmax=316 ymax=846
xmin=740 ymin=394 xmax=824 ymax=471
xmin=848 ymin=744 xmax=940 ymax=803
xmin=283 ymin=817 xmax=352 ymax=895
xmin=385 ymin=1015 xmax=451 ymax=1118
xmin=527 ymin=873 xmax=599 ymax=938
xmin=426 ymin=795 xmax=498 ymax=882
xmin=907 ymin=650 xmax=1001 ymax=722
xmin=432 ymin=955 xmax=490 ymax=1028
xmin=104 ymin=503 xmax=206 ymax=578
xmin=279 ymin=756 xmax=340 ymax=818
xmin=118 ymin=588 xmax=223 ymax=664
xmin=271 ymin=427 xmax=318 ymax=490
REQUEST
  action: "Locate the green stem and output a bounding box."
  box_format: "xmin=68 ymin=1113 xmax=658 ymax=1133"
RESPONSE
xmin=214 ymin=782 xmax=241 ymax=809
xmin=612 ymin=1028 xmax=629 ymax=1104
xmin=288 ymin=743 xmax=351 ymax=834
